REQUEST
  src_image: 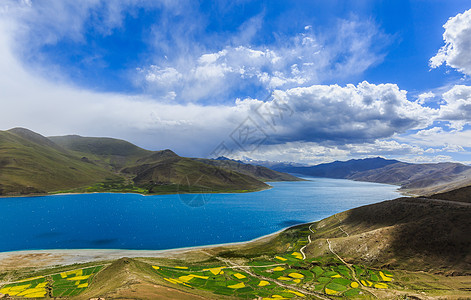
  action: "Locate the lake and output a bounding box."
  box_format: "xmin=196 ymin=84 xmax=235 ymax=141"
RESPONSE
xmin=0 ymin=177 xmax=401 ymax=252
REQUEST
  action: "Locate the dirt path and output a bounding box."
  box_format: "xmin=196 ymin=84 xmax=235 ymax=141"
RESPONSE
xmin=326 ymin=238 xmax=378 ymax=298
xmin=299 ymin=224 xmax=316 ymax=260
xmin=418 ymin=197 xmax=471 ymax=207
xmin=299 ymin=235 xmax=311 ymax=260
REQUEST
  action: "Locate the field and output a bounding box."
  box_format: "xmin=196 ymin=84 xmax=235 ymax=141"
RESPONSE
xmin=0 ymin=265 xmax=103 ymax=298
xmin=147 ymin=226 xmax=396 ymax=299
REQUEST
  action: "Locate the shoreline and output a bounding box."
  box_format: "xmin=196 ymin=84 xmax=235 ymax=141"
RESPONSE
xmin=0 ymin=189 xmax=275 ymax=199
xmin=0 ymin=222 xmax=306 ymax=269
xmin=0 ymin=185 xmax=274 ymax=199
xmin=0 ymin=177 xmax=404 ymax=199
xmin=0 ymin=221 xmax=301 ymax=256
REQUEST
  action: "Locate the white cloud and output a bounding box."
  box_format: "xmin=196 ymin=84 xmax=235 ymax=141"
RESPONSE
xmin=401 ymin=128 xmax=471 ymax=149
xmin=416 ymin=126 xmax=444 ymax=136
xmin=398 ymin=155 xmax=454 ymax=164
xmin=138 ymin=18 xmax=389 ymax=102
xmin=416 ymin=91 xmax=435 ymax=105
xmin=236 ymin=82 xmax=437 ymax=145
xmin=143 ymin=66 xmax=182 ymax=85
xmin=430 ymin=8 xmax=471 ymax=75
xmin=231 ymin=139 xmax=428 ymax=165
xmin=441 ymin=144 xmax=465 ymax=152
xmin=439 ymin=85 xmax=471 ymax=126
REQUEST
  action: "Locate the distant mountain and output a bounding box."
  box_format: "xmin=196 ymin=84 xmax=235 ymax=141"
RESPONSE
xmin=266 ymin=157 xmax=400 ymax=178
xmin=349 ymin=161 xmax=471 ymax=195
xmin=262 ymin=157 xmax=471 ymax=195
xmin=0 ymin=128 xmax=301 ymax=196
xmin=215 ymin=156 xmax=244 ymax=164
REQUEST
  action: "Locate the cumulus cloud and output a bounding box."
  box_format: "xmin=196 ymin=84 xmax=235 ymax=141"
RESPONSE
xmin=430 ymin=8 xmax=471 ymax=75
xmin=416 ymin=126 xmax=444 ymax=136
xmin=415 ymin=91 xmax=435 ymax=105
xmin=235 ymin=82 xmax=437 ymax=145
xmin=138 ymin=19 xmax=389 ymax=102
xmin=400 ymin=155 xmax=454 ymax=163
xmin=439 ymin=85 xmax=471 ymax=127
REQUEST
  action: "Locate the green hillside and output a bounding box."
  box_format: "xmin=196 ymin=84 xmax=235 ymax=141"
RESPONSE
xmin=0 ymin=129 xmax=118 ymax=195
xmin=123 ymin=157 xmax=269 ymax=194
xmin=48 ymin=135 xmax=153 ymax=170
xmin=192 ymin=157 xmax=304 ymax=182
xmin=0 ymin=128 xmax=298 ymax=196
xmin=51 ymin=134 xmax=270 ymax=194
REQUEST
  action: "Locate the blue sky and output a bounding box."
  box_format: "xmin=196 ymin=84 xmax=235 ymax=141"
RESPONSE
xmin=1 ymin=0 xmax=471 ymax=164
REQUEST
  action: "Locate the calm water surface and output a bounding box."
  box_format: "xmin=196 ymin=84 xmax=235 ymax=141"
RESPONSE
xmin=0 ymin=177 xmax=401 ymax=252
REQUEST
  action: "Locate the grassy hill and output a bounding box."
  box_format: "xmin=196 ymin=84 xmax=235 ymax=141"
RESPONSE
xmin=0 ymin=128 xmax=303 ymax=196
xmin=302 ymin=197 xmax=471 ymax=275
xmin=0 ymin=129 xmax=118 ymax=195
xmin=49 ymin=135 xmax=153 ymax=171
xmin=427 ymin=185 xmax=471 ymax=204
xmin=122 ymin=156 xmax=269 ymax=194
xmin=192 ymin=157 xmax=303 ymax=182
xmin=51 ymin=134 xmax=271 ymax=194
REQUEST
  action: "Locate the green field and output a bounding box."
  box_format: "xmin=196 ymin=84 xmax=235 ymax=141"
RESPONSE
xmin=146 ymin=227 xmax=395 ymax=299
xmin=0 ymin=265 xmax=103 ymax=298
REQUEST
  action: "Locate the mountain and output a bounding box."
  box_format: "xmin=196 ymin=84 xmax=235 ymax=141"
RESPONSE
xmin=192 ymin=157 xmax=303 ymax=182
xmin=264 ymin=157 xmax=471 ymax=195
xmin=0 ymin=128 xmax=300 ymax=196
xmin=48 ymin=135 xmax=153 ymax=170
xmin=236 ymin=185 xmax=471 ymax=275
xmin=0 ymin=128 xmax=118 ymax=195
xmin=122 ymin=156 xmax=269 ymax=194
xmin=265 ymin=157 xmax=400 ymax=178
xmin=51 ymin=135 xmax=271 ymax=193
xmin=348 ymin=161 xmax=471 ymax=195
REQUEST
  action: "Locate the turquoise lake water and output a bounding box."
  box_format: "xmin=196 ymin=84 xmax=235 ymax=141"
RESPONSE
xmin=0 ymin=177 xmax=401 ymax=252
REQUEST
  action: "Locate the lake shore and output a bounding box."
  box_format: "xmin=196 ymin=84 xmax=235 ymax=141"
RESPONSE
xmin=0 ymin=225 xmax=285 ymax=270
xmin=0 ymin=184 xmax=274 ymax=199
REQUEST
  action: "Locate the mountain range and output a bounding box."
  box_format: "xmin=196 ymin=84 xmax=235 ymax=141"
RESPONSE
xmin=0 ymin=128 xmax=300 ymax=196
xmin=257 ymin=157 xmax=471 ymax=195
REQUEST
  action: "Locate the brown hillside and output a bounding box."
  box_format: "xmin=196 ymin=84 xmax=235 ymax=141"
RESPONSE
xmin=305 ymin=197 xmax=471 ymax=274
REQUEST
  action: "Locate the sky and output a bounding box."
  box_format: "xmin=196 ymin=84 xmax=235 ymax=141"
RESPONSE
xmin=1 ymin=0 xmax=471 ymax=165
